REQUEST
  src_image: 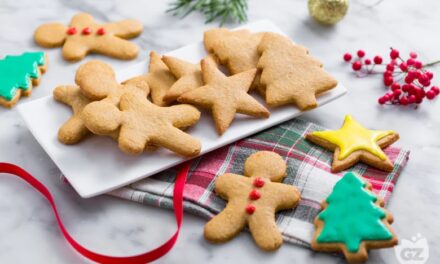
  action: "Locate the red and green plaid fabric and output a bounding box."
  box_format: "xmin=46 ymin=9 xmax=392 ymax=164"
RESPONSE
xmin=109 ymin=118 xmax=410 ymax=246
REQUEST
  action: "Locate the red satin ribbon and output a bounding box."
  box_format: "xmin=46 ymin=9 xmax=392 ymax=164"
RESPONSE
xmin=0 ymin=162 xmax=190 ymax=264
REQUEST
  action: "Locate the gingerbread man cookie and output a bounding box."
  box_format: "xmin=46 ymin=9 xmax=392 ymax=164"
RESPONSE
xmin=312 ymin=172 xmax=398 ymax=263
xmin=257 ymin=32 xmax=338 ymax=110
xmin=82 ymin=89 xmax=201 ymax=156
xmin=34 ymin=13 xmax=142 ymax=61
xmin=0 ymin=52 xmax=48 ymax=108
xmin=204 ymin=151 xmax=301 ymax=251
xmin=306 ymin=115 xmax=399 ymax=172
xmin=178 ymin=57 xmax=270 ymax=135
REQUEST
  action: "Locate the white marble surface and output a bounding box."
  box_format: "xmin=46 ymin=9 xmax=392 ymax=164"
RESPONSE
xmin=0 ymin=0 xmax=439 ymax=263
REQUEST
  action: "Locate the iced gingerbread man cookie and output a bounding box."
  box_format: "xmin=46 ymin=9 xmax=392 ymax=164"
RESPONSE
xmin=204 ymin=151 xmax=301 ymax=251
xmin=34 ymin=13 xmax=142 ymax=61
xmin=306 ymin=115 xmax=399 ymax=172
xmin=0 ymin=52 xmax=47 ymax=108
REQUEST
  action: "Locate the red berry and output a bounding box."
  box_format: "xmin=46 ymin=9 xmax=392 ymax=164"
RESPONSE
xmin=383 ymin=94 xmax=391 ymax=101
xmin=393 ymin=89 xmax=402 ymax=97
xmin=374 ymin=56 xmax=383 ymax=64
xmin=404 ymin=75 xmax=414 ymax=84
xmin=410 ymin=52 xmax=418 ymax=59
xmin=352 ymin=61 xmax=362 ymax=71
xmin=245 ymin=204 xmax=256 ymax=214
xmin=253 ymin=178 xmax=265 ymax=188
xmin=384 ymin=70 xmax=393 ymax=78
xmin=426 ymin=71 xmax=434 ymax=80
xmin=97 ymin=27 xmax=106 ymax=35
xmin=431 ymin=86 xmax=440 ymax=95
xmin=386 ymin=64 xmax=395 ymax=72
xmin=408 ymin=95 xmax=416 ymax=104
xmin=391 ymin=83 xmax=401 ymax=91
xmin=400 ymin=96 xmax=409 ymax=105
xmin=343 ymin=53 xmax=352 ymax=62
xmin=357 ymin=50 xmax=366 ymax=58
xmin=390 ymin=49 xmax=400 ymax=59
xmin=365 ymin=59 xmax=372 ymax=65
xmin=426 ymin=90 xmax=436 ymax=99
xmin=82 ymin=27 xmax=92 ymax=35
xmin=378 ymin=97 xmax=387 ymax=104
xmin=399 ymin=62 xmax=408 ymax=72
xmin=249 ymin=189 xmax=261 ymax=200
xmin=407 ymin=58 xmax=415 ymax=65
xmin=402 ymin=84 xmax=410 ymax=92
xmin=384 ymin=76 xmax=394 ymax=86
xmin=418 ymin=74 xmax=428 ymax=84
xmin=66 ymin=27 xmax=77 ymax=35
xmin=414 ymin=61 xmax=423 ymax=69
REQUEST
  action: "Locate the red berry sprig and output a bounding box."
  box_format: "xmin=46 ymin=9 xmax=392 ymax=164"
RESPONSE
xmin=343 ymin=48 xmax=440 ymax=107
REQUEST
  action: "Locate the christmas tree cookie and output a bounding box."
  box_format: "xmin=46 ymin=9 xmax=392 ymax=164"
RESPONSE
xmin=306 ymin=115 xmax=399 ymax=172
xmin=34 ymin=13 xmax=142 ymax=61
xmin=204 ymin=151 xmax=301 ymax=251
xmin=311 ymin=172 xmax=398 ymax=263
xmin=257 ymin=32 xmax=337 ymax=110
xmin=0 ymin=52 xmax=47 ymax=108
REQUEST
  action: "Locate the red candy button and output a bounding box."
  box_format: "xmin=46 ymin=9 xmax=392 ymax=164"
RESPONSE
xmin=253 ymin=178 xmax=265 ymax=188
xmin=66 ymin=27 xmax=77 ymax=35
xmin=245 ymin=204 xmax=256 ymax=214
xmin=249 ymin=189 xmax=261 ymax=200
xmin=97 ymin=27 xmax=106 ymax=35
xmin=82 ymin=27 xmax=92 ymax=35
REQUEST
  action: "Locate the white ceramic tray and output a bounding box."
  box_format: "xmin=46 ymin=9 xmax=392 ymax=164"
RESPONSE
xmin=18 ymin=20 xmax=347 ymax=198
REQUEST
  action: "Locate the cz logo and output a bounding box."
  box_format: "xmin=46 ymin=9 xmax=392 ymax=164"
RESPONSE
xmin=394 ymin=233 xmax=429 ymax=264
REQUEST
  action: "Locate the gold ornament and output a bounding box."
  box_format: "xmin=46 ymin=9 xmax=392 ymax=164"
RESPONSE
xmin=308 ymin=0 xmax=349 ymax=25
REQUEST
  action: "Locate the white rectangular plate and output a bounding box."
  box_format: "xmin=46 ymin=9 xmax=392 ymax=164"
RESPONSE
xmin=18 ymin=20 xmax=346 ymax=198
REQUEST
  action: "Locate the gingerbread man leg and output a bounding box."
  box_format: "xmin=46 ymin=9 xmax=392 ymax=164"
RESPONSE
xmin=248 ymin=210 xmax=283 ymax=251
xmin=118 ymin=126 xmax=149 ymax=155
xmin=204 ymin=202 xmax=248 ymax=243
xmin=93 ymin=37 xmax=139 ymax=60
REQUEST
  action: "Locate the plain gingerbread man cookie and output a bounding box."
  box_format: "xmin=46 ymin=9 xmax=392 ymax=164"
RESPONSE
xmin=204 ymin=151 xmax=301 ymax=251
xmin=82 ymin=89 xmax=201 ymax=157
xmin=34 ymin=13 xmax=143 ymax=61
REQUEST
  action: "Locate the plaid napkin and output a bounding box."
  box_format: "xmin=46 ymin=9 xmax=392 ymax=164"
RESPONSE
xmin=109 ymin=118 xmax=410 ymax=247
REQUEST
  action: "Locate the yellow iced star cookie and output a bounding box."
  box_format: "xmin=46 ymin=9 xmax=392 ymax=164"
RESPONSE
xmin=306 ymin=115 xmax=400 ymax=172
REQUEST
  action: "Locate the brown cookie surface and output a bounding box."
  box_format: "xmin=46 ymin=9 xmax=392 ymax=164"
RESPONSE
xmin=178 ymin=57 xmax=270 ymax=135
xmin=257 ymin=32 xmax=338 ymax=110
xmin=34 ymin=13 xmax=142 ymax=61
xmin=204 ymin=151 xmax=301 ymax=251
xmin=82 ymin=89 xmax=201 ymax=156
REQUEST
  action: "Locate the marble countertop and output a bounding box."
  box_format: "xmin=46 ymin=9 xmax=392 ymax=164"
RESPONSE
xmin=0 ymin=0 xmax=439 ymax=263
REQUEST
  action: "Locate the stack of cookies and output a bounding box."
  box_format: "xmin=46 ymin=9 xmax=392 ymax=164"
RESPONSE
xmin=55 ymin=28 xmax=338 ymax=156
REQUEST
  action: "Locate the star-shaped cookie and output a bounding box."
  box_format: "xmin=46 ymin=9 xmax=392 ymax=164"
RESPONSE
xmin=306 ymin=115 xmax=399 ymax=172
xmin=178 ymin=57 xmax=270 ymax=135
xmin=123 ymin=51 xmax=175 ymax=106
xmin=257 ymin=33 xmax=338 ymax=110
xmin=162 ymin=55 xmax=204 ymax=103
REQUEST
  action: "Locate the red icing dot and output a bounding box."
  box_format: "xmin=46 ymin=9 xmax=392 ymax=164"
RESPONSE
xmin=66 ymin=27 xmax=77 ymax=35
xmin=253 ymin=178 xmax=265 ymax=188
xmin=82 ymin=27 xmax=92 ymax=35
xmin=249 ymin=189 xmax=261 ymax=200
xmin=245 ymin=204 xmax=256 ymax=214
xmin=97 ymin=27 xmax=106 ymax=35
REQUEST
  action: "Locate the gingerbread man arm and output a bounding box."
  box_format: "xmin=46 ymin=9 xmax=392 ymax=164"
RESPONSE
xmin=53 ymin=85 xmax=90 ymax=144
xmin=266 ymin=182 xmax=301 ymax=210
xmin=104 ymin=19 xmax=143 ymax=39
xmin=162 ymin=104 xmax=201 ymax=129
xmin=152 ymin=126 xmax=201 ymax=157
